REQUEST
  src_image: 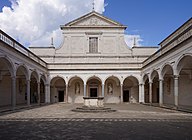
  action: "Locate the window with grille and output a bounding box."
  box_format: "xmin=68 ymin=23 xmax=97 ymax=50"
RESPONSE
xmin=89 ymin=37 xmax=98 ymax=53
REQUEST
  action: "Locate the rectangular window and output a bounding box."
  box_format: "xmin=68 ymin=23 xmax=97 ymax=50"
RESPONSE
xmin=89 ymin=37 xmax=98 ymax=53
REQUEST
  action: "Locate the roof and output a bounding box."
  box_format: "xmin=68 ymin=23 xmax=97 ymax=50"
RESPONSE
xmin=60 ymin=11 xmax=127 ymax=29
xmin=159 ymin=17 xmax=192 ymax=47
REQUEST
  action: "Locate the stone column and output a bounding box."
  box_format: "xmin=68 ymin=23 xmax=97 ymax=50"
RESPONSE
xmin=84 ymin=84 xmax=86 ymax=97
xmin=65 ymin=84 xmax=68 ymax=103
xmin=45 ymin=84 xmax=50 ymax=103
xmin=149 ymin=82 xmax=152 ymax=104
xmin=11 ymin=77 xmax=16 ymax=110
xmin=141 ymin=84 xmax=145 ymax=103
xmin=159 ymin=79 xmax=163 ymax=106
xmin=174 ymin=75 xmax=179 ymax=107
xmin=102 ymin=83 xmax=105 ymax=97
xmin=120 ymin=84 xmax=123 ymax=103
xmin=37 ymin=82 xmax=40 ymax=105
xmin=27 ymin=80 xmax=30 ymax=106
xmin=139 ymin=84 xmax=144 ymax=103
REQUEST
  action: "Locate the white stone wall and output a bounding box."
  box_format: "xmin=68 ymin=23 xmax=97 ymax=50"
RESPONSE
xmin=0 ymin=76 xmax=12 ymax=106
xmin=163 ymin=78 xmax=174 ymax=105
xmin=68 ymin=79 xmax=84 ymax=103
xmin=179 ymin=75 xmax=192 ymax=106
xmin=104 ymin=79 xmax=121 ymax=103
xmin=16 ymin=78 xmax=27 ymax=105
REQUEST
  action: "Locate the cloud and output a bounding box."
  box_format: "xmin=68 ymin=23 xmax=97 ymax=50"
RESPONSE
xmin=124 ymin=34 xmax=143 ymax=48
xmin=0 ymin=0 xmax=105 ymax=47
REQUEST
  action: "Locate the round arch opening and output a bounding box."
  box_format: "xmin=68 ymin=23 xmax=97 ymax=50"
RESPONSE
xmin=123 ymin=76 xmax=139 ymax=103
xmin=50 ymin=77 xmax=66 ymax=103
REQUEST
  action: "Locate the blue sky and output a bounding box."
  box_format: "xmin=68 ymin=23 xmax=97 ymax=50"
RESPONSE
xmin=104 ymin=0 xmax=192 ymax=46
xmin=0 ymin=0 xmax=192 ymax=47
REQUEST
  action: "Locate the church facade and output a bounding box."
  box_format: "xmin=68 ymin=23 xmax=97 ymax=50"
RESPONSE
xmin=0 ymin=11 xmax=192 ymax=110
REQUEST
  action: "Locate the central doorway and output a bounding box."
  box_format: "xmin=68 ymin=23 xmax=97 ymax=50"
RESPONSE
xmin=123 ymin=90 xmax=129 ymax=102
xmin=58 ymin=91 xmax=64 ymax=102
xmin=90 ymin=88 xmax=97 ymax=97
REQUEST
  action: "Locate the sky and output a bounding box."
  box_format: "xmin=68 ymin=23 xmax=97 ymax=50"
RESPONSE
xmin=0 ymin=0 xmax=191 ymax=48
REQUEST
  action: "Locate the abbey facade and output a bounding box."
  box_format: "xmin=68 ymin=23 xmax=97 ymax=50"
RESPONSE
xmin=0 ymin=11 xmax=192 ymax=110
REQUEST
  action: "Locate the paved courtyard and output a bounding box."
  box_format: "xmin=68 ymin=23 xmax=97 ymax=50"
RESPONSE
xmin=0 ymin=103 xmax=192 ymax=140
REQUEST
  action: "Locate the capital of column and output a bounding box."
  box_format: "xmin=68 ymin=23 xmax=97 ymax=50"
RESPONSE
xmin=139 ymin=83 xmax=144 ymax=86
xmin=159 ymin=79 xmax=163 ymax=82
xmin=11 ymin=75 xmax=16 ymax=80
xmin=174 ymin=75 xmax=179 ymax=79
xmin=45 ymin=83 xmax=50 ymax=86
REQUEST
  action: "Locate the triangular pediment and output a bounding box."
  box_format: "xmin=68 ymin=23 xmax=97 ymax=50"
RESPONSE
xmin=63 ymin=11 xmax=126 ymax=28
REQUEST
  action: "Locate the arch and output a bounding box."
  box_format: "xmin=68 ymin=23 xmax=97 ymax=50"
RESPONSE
xmin=104 ymin=75 xmax=121 ymax=86
xmin=86 ymin=75 xmax=102 ymax=84
xmin=143 ymin=74 xmax=150 ymax=103
xmin=50 ymin=76 xmax=66 ymax=86
xmin=150 ymin=70 xmax=159 ymax=81
xmin=16 ymin=64 xmax=29 ymax=80
xmin=0 ymin=57 xmax=14 ymax=107
xmin=67 ymin=76 xmax=84 ymax=103
xmin=161 ymin=64 xmax=174 ymax=106
xmin=123 ymin=76 xmax=139 ymax=103
xmin=30 ymin=71 xmax=39 ymax=82
xmin=86 ymin=76 xmax=102 ymax=98
xmin=104 ymin=75 xmax=121 ymax=103
xmin=123 ymin=76 xmax=139 ymax=86
xmin=150 ymin=70 xmax=160 ymax=103
xmin=40 ymin=74 xmax=46 ymax=84
xmin=50 ymin=76 xmax=66 ymax=103
xmin=176 ymin=54 xmax=192 ymax=75
xmin=40 ymin=78 xmax=45 ymax=103
xmin=161 ymin=64 xmax=174 ymax=78
xmin=0 ymin=56 xmax=15 ymax=77
xmin=142 ymin=74 xmax=149 ymax=83
xmin=15 ymin=64 xmax=29 ymax=105
xmin=175 ymin=54 xmax=192 ymax=107
xmin=68 ymin=75 xmax=84 ymax=86
xmin=30 ymin=71 xmax=38 ymax=104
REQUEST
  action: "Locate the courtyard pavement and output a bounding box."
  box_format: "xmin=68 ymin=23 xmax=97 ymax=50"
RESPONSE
xmin=0 ymin=103 xmax=192 ymax=140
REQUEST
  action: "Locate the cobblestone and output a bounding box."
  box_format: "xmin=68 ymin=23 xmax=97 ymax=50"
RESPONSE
xmin=0 ymin=103 xmax=192 ymax=140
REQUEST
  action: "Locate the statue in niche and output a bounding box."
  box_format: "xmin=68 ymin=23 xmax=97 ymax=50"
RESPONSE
xmin=75 ymin=82 xmax=80 ymax=94
xmin=108 ymin=83 xmax=113 ymax=95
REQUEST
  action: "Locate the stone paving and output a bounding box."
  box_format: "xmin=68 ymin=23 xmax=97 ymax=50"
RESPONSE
xmin=0 ymin=103 xmax=192 ymax=140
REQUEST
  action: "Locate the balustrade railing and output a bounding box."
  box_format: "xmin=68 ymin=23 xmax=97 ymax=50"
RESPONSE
xmin=0 ymin=30 xmax=47 ymax=67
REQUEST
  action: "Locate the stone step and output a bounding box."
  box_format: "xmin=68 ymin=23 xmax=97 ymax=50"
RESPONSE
xmin=72 ymin=106 xmax=116 ymax=113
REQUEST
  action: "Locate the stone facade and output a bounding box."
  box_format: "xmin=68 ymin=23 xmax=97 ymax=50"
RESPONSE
xmin=0 ymin=11 xmax=192 ymax=110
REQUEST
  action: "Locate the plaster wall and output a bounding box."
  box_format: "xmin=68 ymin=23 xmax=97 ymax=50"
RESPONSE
xmin=0 ymin=76 xmax=11 ymax=106
xmin=179 ymin=75 xmax=192 ymax=106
